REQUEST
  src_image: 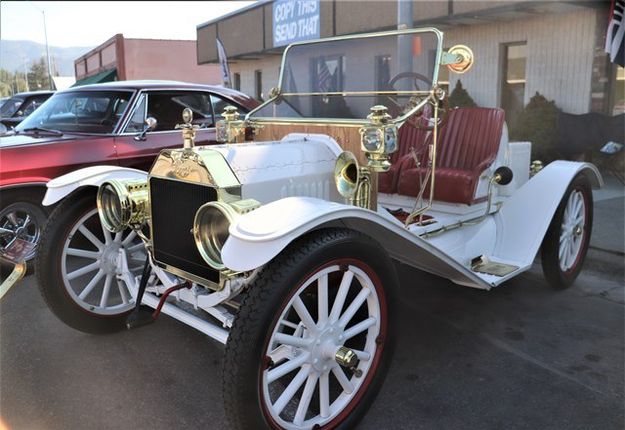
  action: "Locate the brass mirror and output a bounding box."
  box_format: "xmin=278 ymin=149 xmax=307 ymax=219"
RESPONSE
xmin=445 ymin=45 xmax=474 ymax=74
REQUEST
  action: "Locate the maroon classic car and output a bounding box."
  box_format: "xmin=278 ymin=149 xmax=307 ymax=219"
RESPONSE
xmin=0 ymin=80 xmax=258 ymax=260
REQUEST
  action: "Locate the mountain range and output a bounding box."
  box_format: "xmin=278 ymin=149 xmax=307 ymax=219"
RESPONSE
xmin=0 ymin=39 xmax=93 ymax=77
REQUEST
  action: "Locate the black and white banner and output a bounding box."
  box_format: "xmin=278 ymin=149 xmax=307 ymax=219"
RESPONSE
xmin=606 ymin=0 xmax=624 ymax=67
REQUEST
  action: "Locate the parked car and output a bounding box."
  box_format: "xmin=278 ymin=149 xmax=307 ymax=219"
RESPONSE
xmin=0 ymin=90 xmax=54 ymax=132
xmin=0 ymin=81 xmax=258 ymax=261
xmin=27 ymin=29 xmax=601 ymax=429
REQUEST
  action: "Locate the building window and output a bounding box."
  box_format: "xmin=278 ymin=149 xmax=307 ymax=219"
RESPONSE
xmin=501 ymin=42 xmax=527 ymax=126
xmin=233 ymin=73 xmax=241 ymax=91
xmin=255 ymin=70 xmax=263 ymax=101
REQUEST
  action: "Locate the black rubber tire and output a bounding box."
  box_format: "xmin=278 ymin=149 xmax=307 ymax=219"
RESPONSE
xmin=541 ymin=174 xmax=593 ymax=290
xmin=0 ymin=194 xmax=48 ymax=263
xmin=223 ymin=228 xmax=398 ymax=430
xmin=35 ymin=188 xmax=131 ymax=334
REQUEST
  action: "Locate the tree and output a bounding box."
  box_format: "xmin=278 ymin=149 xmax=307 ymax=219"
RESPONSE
xmin=27 ymin=57 xmax=51 ymax=91
xmin=448 ymin=80 xmax=477 ymax=108
xmin=509 ymin=92 xmax=560 ymax=163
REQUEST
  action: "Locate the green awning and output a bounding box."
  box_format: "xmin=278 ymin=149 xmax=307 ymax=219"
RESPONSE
xmin=72 ymin=68 xmax=117 ymax=87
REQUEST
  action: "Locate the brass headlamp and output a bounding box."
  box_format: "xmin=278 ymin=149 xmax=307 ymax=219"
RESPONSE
xmin=359 ymin=105 xmax=398 ymax=172
xmin=193 ymin=199 xmax=260 ymax=270
xmin=97 ymin=179 xmax=149 ymax=233
xmin=216 ymin=106 xmax=245 ymax=143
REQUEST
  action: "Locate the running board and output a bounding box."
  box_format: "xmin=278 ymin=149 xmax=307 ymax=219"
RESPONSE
xmin=140 ymin=291 xmax=229 ymax=344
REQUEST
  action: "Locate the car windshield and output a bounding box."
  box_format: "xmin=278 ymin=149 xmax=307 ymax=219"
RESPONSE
xmin=249 ymin=28 xmax=442 ymax=122
xmin=16 ymin=90 xmax=133 ymax=134
xmin=0 ymin=97 xmax=24 ymax=117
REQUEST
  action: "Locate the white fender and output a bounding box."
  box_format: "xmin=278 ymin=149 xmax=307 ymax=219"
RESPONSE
xmin=222 ymin=196 xmax=493 ymax=289
xmin=42 ymin=165 xmax=147 ymax=206
xmin=493 ymin=160 xmax=602 ymax=265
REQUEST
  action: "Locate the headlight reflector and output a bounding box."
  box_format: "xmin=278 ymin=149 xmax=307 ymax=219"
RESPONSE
xmin=193 ymin=201 xmax=237 ymax=270
xmin=96 ymin=179 xmax=148 ymax=233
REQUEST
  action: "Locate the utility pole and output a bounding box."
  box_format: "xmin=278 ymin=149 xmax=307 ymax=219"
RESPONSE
xmin=22 ymin=56 xmax=30 ymax=92
xmin=397 ymin=0 xmax=413 ymax=91
xmin=29 ymin=2 xmax=54 ymax=90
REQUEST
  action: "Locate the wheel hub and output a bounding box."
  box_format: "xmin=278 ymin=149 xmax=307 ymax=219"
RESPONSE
xmin=100 ymin=243 xmax=121 ymax=274
xmin=309 ymin=324 xmax=345 ymax=372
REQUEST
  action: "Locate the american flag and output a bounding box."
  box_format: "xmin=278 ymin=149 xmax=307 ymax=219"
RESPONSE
xmin=317 ymin=57 xmax=332 ymax=93
xmin=606 ymin=0 xmax=624 ymax=67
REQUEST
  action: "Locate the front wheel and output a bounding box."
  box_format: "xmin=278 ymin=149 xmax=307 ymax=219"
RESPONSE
xmin=223 ymin=228 xmax=398 ymax=430
xmin=36 ymin=189 xmax=148 ymax=333
xmin=541 ymin=174 xmax=593 ymax=289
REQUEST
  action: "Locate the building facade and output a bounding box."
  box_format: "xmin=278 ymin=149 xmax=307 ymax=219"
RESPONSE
xmin=74 ymin=34 xmax=220 ymax=86
xmin=196 ymin=0 xmax=623 ymax=117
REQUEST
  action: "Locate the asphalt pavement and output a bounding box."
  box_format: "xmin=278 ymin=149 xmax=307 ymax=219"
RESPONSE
xmin=1 ymin=180 xmax=623 ymax=430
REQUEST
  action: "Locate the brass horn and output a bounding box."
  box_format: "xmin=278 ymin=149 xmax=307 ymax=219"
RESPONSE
xmin=446 ymin=45 xmax=474 ymax=74
xmin=334 ymin=151 xmax=371 ymax=209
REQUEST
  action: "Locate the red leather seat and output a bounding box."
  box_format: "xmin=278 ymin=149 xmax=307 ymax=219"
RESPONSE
xmin=396 ymin=107 xmax=505 ymax=204
xmin=378 ymin=121 xmax=429 ymax=194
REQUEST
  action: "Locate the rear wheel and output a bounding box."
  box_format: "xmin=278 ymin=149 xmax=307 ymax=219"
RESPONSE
xmin=0 ymin=198 xmax=47 ymax=262
xmin=36 ymin=189 xmax=148 ymax=333
xmin=541 ymin=174 xmax=593 ymax=289
xmin=223 ymin=228 xmax=398 ymax=430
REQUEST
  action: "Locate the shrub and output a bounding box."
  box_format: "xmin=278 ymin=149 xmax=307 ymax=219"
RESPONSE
xmin=510 ymin=92 xmax=560 ymax=163
xmin=448 ymin=80 xmax=477 ymax=108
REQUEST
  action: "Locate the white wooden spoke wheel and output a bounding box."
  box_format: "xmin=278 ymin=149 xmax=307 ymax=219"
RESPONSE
xmin=36 ymin=189 xmax=149 ymax=333
xmin=262 ymin=263 xmax=384 ymax=429
xmin=542 ymin=174 xmax=593 ymax=290
xmin=223 ymin=229 xmax=396 ymax=430
xmin=61 ymin=208 xmax=145 ymax=315
xmin=558 ymin=190 xmax=587 ymax=273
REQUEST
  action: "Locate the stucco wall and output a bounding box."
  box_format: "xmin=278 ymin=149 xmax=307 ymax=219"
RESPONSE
xmin=230 ymin=56 xmax=282 ymax=101
xmin=123 ymin=39 xmax=220 ymax=85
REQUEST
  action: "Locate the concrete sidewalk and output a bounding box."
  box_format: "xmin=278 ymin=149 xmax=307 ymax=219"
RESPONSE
xmin=591 ymin=173 xmax=624 ymax=255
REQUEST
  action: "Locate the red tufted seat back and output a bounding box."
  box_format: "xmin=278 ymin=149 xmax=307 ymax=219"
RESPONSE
xmin=395 ymin=107 xmax=506 ymax=204
xmin=436 ymin=107 xmax=505 ymax=171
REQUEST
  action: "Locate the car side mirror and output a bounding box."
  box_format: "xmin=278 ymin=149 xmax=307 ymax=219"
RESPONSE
xmin=134 ymin=117 xmax=157 ymax=141
xmin=16 ymin=110 xmax=23 ymax=117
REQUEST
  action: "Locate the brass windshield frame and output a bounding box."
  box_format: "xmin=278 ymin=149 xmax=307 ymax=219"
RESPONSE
xmin=245 ymin=27 xmax=444 ymax=127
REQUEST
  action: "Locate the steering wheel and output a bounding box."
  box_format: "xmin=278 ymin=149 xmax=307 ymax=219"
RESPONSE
xmin=388 ymin=72 xmax=432 ymax=92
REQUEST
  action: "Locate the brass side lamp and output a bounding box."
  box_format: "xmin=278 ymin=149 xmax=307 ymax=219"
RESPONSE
xmin=216 ymin=106 xmax=245 ymax=143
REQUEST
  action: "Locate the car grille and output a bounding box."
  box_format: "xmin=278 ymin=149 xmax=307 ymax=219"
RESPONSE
xmin=149 ymin=177 xmax=219 ymax=284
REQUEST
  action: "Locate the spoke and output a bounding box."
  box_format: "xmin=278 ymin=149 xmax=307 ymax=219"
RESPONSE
xmin=114 ymin=232 xmax=123 ymax=242
xmin=66 ymin=248 xmax=101 ymax=259
xmin=274 ymin=332 xmax=313 ymax=349
xmin=3 ymin=236 xmax=17 ymax=250
xmin=99 ymin=275 xmax=113 ymax=308
xmin=266 ymin=353 xmax=309 ymax=384
xmin=332 ymin=366 xmax=354 ymax=394
xmin=117 ymin=279 xmax=129 ymax=304
xmin=558 ymin=238 xmax=568 ymax=261
xmin=272 ymin=366 xmax=309 ymax=415
xmin=22 ymin=214 xmax=31 ymax=228
xmin=269 ymin=344 xmax=295 ymax=364
xmin=78 ymin=225 xmax=104 ymax=250
xmin=101 ymin=223 xmax=112 ymax=244
xmin=122 ymin=230 xmax=137 ymax=246
xmin=6 ymin=212 xmax=19 ymax=227
xmin=319 ymin=371 xmax=330 ymax=418
xmin=67 ymin=261 xmax=100 ymax=280
xmin=0 ymin=226 xmax=14 ymax=235
xmin=126 ymin=242 xmax=145 ymax=253
xmin=343 ymin=316 xmax=377 ymax=341
xmin=329 ymin=270 xmax=354 ymax=323
xmin=78 ymin=269 xmax=104 ymax=299
xmin=293 ymin=296 xmax=318 ymax=333
xmin=317 ymin=274 xmax=329 ymax=325
xmin=352 ymin=349 xmax=371 ymax=361
xmin=294 ymin=373 xmax=319 ymax=425
xmin=279 ymin=319 xmax=300 ymax=330
xmin=338 ymin=288 xmax=370 ymax=328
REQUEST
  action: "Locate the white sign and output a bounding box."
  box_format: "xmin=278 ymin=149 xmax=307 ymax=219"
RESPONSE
xmin=273 ymin=0 xmax=320 ymax=47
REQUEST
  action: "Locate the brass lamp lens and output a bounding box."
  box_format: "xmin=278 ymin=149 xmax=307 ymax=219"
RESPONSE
xmin=97 ymin=183 xmax=127 ymax=233
xmin=194 ymin=202 xmax=235 ymax=270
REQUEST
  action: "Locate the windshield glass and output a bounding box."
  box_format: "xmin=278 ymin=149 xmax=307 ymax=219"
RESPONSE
xmin=249 ymin=29 xmax=441 ymax=122
xmin=16 ymin=90 xmax=133 ymax=134
xmin=0 ymin=97 xmax=24 ymax=117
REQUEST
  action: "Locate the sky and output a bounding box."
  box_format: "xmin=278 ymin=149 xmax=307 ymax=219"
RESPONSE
xmin=0 ymin=1 xmax=256 ymax=48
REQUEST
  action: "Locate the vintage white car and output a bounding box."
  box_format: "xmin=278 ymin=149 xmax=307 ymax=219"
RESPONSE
xmin=28 ymin=28 xmax=601 ymax=429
